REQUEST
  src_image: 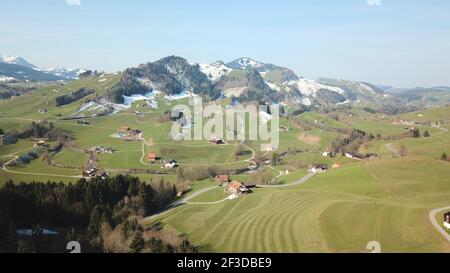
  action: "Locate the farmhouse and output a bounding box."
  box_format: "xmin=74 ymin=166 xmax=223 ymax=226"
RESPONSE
xmin=83 ymin=168 xmax=98 ymax=178
xmin=310 ymin=164 xmax=328 ymax=173
xmin=345 ymin=152 xmax=365 ymax=160
xmin=165 ymin=159 xmax=179 ymax=169
xmin=147 ymin=153 xmax=160 ymax=162
xmin=366 ymin=153 xmax=378 ymax=160
xmin=226 ymin=181 xmax=249 ymax=194
xmin=91 ymin=146 xmax=114 ymax=154
xmin=77 ymin=120 xmax=90 ymax=126
xmin=215 ymin=175 xmax=230 ymax=185
xmin=323 ymin=151 xmax=336 ymax=158
xmin=35 ymin=139 xmax=46 ymax=146
xmin=117 ymin=127 xmax=143 ymax=141
xmin=444 ymin=212 xmax=450 ymax=229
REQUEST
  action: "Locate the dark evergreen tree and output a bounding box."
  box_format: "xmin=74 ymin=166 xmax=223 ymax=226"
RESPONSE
xmin=129 ymin=230 xmax=145 ymax=253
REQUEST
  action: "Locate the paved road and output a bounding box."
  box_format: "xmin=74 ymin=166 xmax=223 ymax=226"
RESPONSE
xmin=429 ymin=206 xmax=450 ymax=243
xmin=2 ymin=156 xmax=82 ymax=178
xmin=259 ymin=172 xmax=316 ymax=188
xmin=142 ymin=171 xmax=317 ymax=223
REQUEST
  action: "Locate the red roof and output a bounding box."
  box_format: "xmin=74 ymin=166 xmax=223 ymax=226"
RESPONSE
xmin=147 ymin=153 xmax=157 ymax=160
xmin=216 ymin=175 xmax=230 ymax=183
xmin=228 ymin=181 xmax=243 ymax=190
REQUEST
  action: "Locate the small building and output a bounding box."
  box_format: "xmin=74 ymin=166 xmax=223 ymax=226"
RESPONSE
xmin=77 ymin=120 xmax=90 ymax=126
xmin=91 ymin=146 xmax=113 ymax=154
xmin=345 ymin=152 xmax=365 ymax=160
xmin=97 ymin=172 xmax=110 ymax=180
xmin=215 ymin=175 xmax=230 ymax=185
xmin=36 ymin=140 xmax=46 ymax=146
xmin=226 ymin=181 xmax=249 ymax=194
xmin=165 ymin=159 xmax=179 ymax=169
xmin=82 ymin=168 xmax=98 ymax=178
xmin=332 ymin=163 xmax=342 ymax=169
xmin=444 ymin=212 xmax=450 ymax=229
xmin=323 ymin=151 xmax=336 ymax=158
xmin=311 ymin=164 xmax=328 ymax=173
xmin=118 ymin=127 xmax=131 ymax=133
xmin=147 ymin=153 xmax=159 ymax=162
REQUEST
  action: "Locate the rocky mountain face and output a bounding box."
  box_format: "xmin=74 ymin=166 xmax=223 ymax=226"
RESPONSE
xmin=109 ymin=55 xmax=445 ymax=107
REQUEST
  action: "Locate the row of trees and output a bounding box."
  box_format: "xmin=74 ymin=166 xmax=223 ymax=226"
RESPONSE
xmin=331 ymin=129 xmax=372 ymax=154
xmin=0 ymin=175 xmax=192 ymax=253
xmin=1 ymin=121 xmax=70 ymax=145
xmin=0 ymin=83 xmax=35 ymax=100
xmin=55 ymin=87 xmax=94 ymax=107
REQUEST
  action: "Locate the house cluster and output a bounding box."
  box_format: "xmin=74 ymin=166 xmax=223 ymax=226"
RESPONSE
xmin=82 ymin=167 xmax=110 ymax=180
xmin=345 ymin=152 xmax=378 ymax=160
xmin=444 ymin=212 xmax=450 ymax=229
xmin=77 ymin=120 xmax=90 ymax=126
xmin=391 ymin=119 xmax=415 ymax=126
xmin=310 ymin=164 xmax=328 ymax=173
xmin=215 ymin=175 xmax=253 ymax=195
xmin=117 ymin=127 xmax=143 ymax=141
xmin=146 ymin=152 xmax=179 ymax=169
xmin=90 ymin=146 xmax=114 ymax=154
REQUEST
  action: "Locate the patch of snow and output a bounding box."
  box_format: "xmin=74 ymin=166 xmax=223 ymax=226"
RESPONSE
xmin=199 ymin=62 xmax=232 ymax=82
xmin=265 ymin=81 xmax=281 ymax=92
xmin=164 ymin=90 xmax=198 ymax=101
xmin=223 ymin=87 xmax=246 ymax=98
xmin=336 ymin=100 xmax=350 ymax=106
xmin=283 ymin=79 xmax=345 ymax=97
xmin=301 ymin=97 xmax=312 ymax=106
xmin=0 ymin=75 xmax=15 ymax=82
xmin=123 ymin=91 xmax=160 ymax=106
xmin=236 ymin=57 xmax=263 ymax=69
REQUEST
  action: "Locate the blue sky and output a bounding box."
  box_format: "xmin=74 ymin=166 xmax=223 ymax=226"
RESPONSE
xmin=1 ymin=0 xmax=450 ymax=88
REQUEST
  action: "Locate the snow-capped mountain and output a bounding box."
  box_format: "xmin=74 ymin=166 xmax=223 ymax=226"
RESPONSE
xmin=0 ymin=54 xmax=85 ymax=80
xmin=226 ymin=57 xmax=264 ymax=70
xmin=0 ymin=54 xmax=38 ymax=69
xmin=39 ymin=67 xmax=87 ymax=80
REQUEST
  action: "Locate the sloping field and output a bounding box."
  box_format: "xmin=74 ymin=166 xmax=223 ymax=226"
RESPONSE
xmin=147 ymin=158 xmax=450 ymax=253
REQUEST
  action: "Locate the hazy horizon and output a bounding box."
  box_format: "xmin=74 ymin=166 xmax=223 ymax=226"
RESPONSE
xmin=1 ymin=0 xmax=450 ymax=88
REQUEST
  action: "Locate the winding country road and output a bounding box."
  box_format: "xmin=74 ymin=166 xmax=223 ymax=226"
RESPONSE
xmin=259 ymin=172 xmax=316 ymax=188
xmin=142 ymin=171 xmax=317 ymax=223
xmin=429 ymin=206 xmax=450 ymax=243
xmin=2 ymin=155 xmax=82 ymax=178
